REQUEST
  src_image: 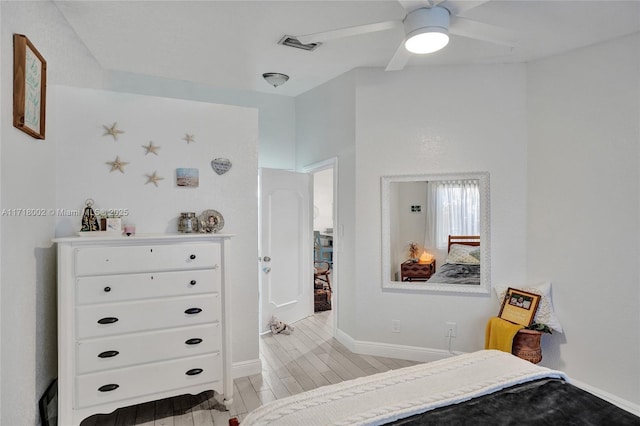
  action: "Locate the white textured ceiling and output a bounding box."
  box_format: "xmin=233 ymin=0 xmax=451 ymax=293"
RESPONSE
xmin=54 ymin=0 xmax=640 ymax=97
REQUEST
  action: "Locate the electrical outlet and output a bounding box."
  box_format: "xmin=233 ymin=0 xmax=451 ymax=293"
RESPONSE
xmin=445 ymin=322 xmax=457 ymax=337
xmin=391 ymin=319 xmax=401 ymax=333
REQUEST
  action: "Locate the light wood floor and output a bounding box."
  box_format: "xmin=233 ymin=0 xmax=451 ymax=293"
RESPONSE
xmin=81 ymin=311 xmax=419 ymax=425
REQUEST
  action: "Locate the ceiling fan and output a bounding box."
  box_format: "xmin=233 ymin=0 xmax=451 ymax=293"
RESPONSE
xmin=295 ymin=0 xmax=516 ymax=71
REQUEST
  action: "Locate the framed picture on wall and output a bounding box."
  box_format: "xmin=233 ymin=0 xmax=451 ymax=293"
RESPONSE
xmin=498 ymin=287 xmax=541 ymax=326
xmin=13 ymin=34 xmax=47 ymax=139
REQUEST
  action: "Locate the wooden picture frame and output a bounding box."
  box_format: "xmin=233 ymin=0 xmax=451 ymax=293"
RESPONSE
xmin=13 ymin=34 xmax=47 ymax=139
xmin=498 ymin=287 xmax=541 ymax=326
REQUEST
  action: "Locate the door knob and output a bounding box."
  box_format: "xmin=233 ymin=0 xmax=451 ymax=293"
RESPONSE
xmin=263 ymin=267 xmax=271 ymax=273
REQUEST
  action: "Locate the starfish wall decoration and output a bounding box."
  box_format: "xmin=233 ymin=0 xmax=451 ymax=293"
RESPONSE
xmin=145 ymin=171 xmax=164 ymax=187
xmin=106 ymin=156 xmax=129 ymax=173
xmin=142 ymin=141 xmax=161 ymax=155
xmin=103 ymin=122 xmax=125 ymax=141
xmin=183 ymin=133 xmax=195 ymax=144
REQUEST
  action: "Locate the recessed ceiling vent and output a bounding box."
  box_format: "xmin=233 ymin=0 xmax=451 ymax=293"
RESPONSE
xmin=278 ymin=35 xmax=321 ymax=51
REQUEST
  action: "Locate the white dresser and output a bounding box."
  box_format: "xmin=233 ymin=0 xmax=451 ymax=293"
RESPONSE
xmin=53 ymin=234 xmax=233 ymax=426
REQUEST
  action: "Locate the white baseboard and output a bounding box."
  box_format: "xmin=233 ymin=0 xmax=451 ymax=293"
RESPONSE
xmin=335 ymin=328 xmax=461 ymax=363
xmin=232 ymin=358 xmax=262 ymax=379
xmin=336 ymin=328 xmax=640 ymax=416
xmin=570 ymin=378 xmax=640 ymax=417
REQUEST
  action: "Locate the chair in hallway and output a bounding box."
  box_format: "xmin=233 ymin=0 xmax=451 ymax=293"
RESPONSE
xmin=313 ymin=260 xmax=332 ymax=312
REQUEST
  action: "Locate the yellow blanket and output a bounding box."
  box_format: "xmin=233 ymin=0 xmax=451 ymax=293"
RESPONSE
xmin=485 ymin=317 xmax=524 ymax=353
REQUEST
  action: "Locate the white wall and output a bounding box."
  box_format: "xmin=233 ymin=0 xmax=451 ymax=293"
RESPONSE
xmin=354 ymin=65 xmax=528 ymax=351
xmin=296 ymin=38 xmax=640 ymax=407
xmin=1 ymin=3 xmax=269 ymax=423
xmin=0 ymin=2 xmax=107 ymax=424
xmin=50 ymin=85 xmax=260 ymax=371
xmin=109 ymin=71 xmax=296 ymax=170
xmin=296 ymin=71 xmax=357 ymax=336
xmin=527 ymin=33 xmax=640 ymax=404
xmin=313 ymin=168 xmax=333 ymax=232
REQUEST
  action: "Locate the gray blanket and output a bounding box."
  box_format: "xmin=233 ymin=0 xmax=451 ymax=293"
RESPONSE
xmin=427 ymin=262 xmax=480 ymax=285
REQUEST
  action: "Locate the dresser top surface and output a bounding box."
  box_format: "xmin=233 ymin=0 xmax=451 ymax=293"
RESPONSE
xmin=53 ymin=233 xmax=233 ymax=244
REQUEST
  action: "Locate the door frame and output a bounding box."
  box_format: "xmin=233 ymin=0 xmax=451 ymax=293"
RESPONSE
xmin=303 ymin=157 xmax=339 ymax=337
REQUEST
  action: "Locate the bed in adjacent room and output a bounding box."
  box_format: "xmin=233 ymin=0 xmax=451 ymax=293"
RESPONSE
xmin=240 ymin=350 xmax=638 ymax=425
xmin=427 ymin=235 xmax=481 ymax=285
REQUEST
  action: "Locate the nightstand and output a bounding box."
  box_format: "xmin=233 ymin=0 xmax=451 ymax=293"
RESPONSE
xmin=401 ymin=259 xmax=436 ymax=281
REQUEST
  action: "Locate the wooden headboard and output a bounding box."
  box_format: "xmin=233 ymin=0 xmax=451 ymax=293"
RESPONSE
xmin=448 ymin=235 xmax=480 ymax=253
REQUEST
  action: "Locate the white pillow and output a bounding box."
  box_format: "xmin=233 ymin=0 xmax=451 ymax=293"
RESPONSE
xmin=493 ymin=282 xmax=563 ymax=333
xmin=445 ymin=244 xmax=480 ymax=265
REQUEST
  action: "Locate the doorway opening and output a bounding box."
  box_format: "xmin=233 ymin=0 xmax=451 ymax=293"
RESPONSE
xmin=305 ymin=158 xmax=338 ymax=336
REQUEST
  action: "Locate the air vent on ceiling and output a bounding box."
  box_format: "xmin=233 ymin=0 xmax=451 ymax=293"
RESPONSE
xmin=278 ymin=35 xmax=320 ymax=51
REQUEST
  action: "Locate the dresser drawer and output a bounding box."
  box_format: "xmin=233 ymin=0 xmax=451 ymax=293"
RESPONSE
xmin=76 ymin=269 xmax=219 ymax=305
xmin=76 ymin=353 xmax=222 ymax=408
xmin=77 ymin=323 xmax=221 ymax=374
xmin=75 ymin=243 xmax=220 ymax=276
xmin=76 ymin=295 xmax=220 ymax=339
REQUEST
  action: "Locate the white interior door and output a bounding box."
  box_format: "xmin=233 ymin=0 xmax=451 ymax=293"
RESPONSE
xmin=259 ymin=168 xmax=313 ymax=332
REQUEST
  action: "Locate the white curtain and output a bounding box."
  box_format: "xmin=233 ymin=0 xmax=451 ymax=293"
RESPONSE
xmin=424 ymin=179 xmax=480 ymax=250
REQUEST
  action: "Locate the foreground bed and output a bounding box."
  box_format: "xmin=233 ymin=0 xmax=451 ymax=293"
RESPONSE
xmin=241 ymin=350 xmax=638 ymax=425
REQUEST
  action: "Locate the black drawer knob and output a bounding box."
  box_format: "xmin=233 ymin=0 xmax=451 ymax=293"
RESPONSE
xmin=185 ymin=338 xmax=203 ymax=345
xmin=103 ymin=286 xmax=111 ymax=292
xmin=186 ymin=368 xmax=203 ymax=376
xmin=189 ymin=254 xmax=196 ymax=260
xmin=97 ymin=317 xmax=119 ymax=325
xmin=98 ymin=350 xmax=119 ymax=358
xmin=190 ymin=280 xmax=197 ymax=286
xmin=98 ymin=384 xmax=119 ymax=392
xmin=184 ymin=308 xmax=202 ymax=315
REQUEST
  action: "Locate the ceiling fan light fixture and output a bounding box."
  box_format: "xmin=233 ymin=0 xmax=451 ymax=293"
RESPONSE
xmin=403 ymin=6 xmax=450 ymax=54
xmin=262 ymin=72 xmax=289 ymax=88
xmin=405 ymin=30 xmax=449 ymax=54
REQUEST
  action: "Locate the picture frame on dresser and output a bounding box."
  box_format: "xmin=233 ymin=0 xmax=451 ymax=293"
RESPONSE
xmin=13 ymin=34 xmax=47 ymax=139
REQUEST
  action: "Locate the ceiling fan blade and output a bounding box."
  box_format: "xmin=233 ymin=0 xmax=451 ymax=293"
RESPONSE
xmin=397 ymin=0 xmax=432 ymax=13
xmin=450 ymin=16 xmax=517 ymax=47
xmin=297 ymin=20 xmax=401 ymax=44
xmin=441 ymin=0 xmax=491 ymax=16
xmin=385 ymin=41 xmax=412 ymax=71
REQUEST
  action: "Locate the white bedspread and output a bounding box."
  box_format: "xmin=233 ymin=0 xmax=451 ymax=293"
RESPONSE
xmin=241 ymin=349 xmax=568 ymax=426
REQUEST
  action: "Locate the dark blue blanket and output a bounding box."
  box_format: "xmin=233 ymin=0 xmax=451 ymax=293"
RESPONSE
xmin=388 ymin=378 xmax=640 ymax=425
xmin=427 ymin=262 xmax=480 ymax=285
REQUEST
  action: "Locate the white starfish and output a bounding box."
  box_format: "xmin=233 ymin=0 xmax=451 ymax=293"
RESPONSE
xmin=106 ymin=156 xmax=129 ymax=173
xmin=145 ymin=171 xmax=164 ymax=187
xmin=183 ymin=133 xmax=195 ymax=144
xmin=103 ymin=122 xmax=125 ymax=141
xmin=142 ymin=141 xmax=160 ymax=155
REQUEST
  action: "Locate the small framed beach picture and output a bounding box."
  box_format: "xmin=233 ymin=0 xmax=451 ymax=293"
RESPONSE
xmin=13 ymin=34 xmax=47 ymax=139
xmin=498 ymin=287 xmax=541 ymax=326
xmin=176 ymin=168 xmax=199 ymax=188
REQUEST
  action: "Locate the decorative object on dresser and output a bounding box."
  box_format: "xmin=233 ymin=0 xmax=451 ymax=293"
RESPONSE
xmin=401 ymin=259 xmax=435 ymax=281
xmin=80 ymin=199 xmax=100 ymax=232
xmin=178 ymin=212 xmax=199 ymax=233
xmin=53 ymin=234 xmax=233 ymax=426
xmin=199 ymin=209 xmax=224 ymax=233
